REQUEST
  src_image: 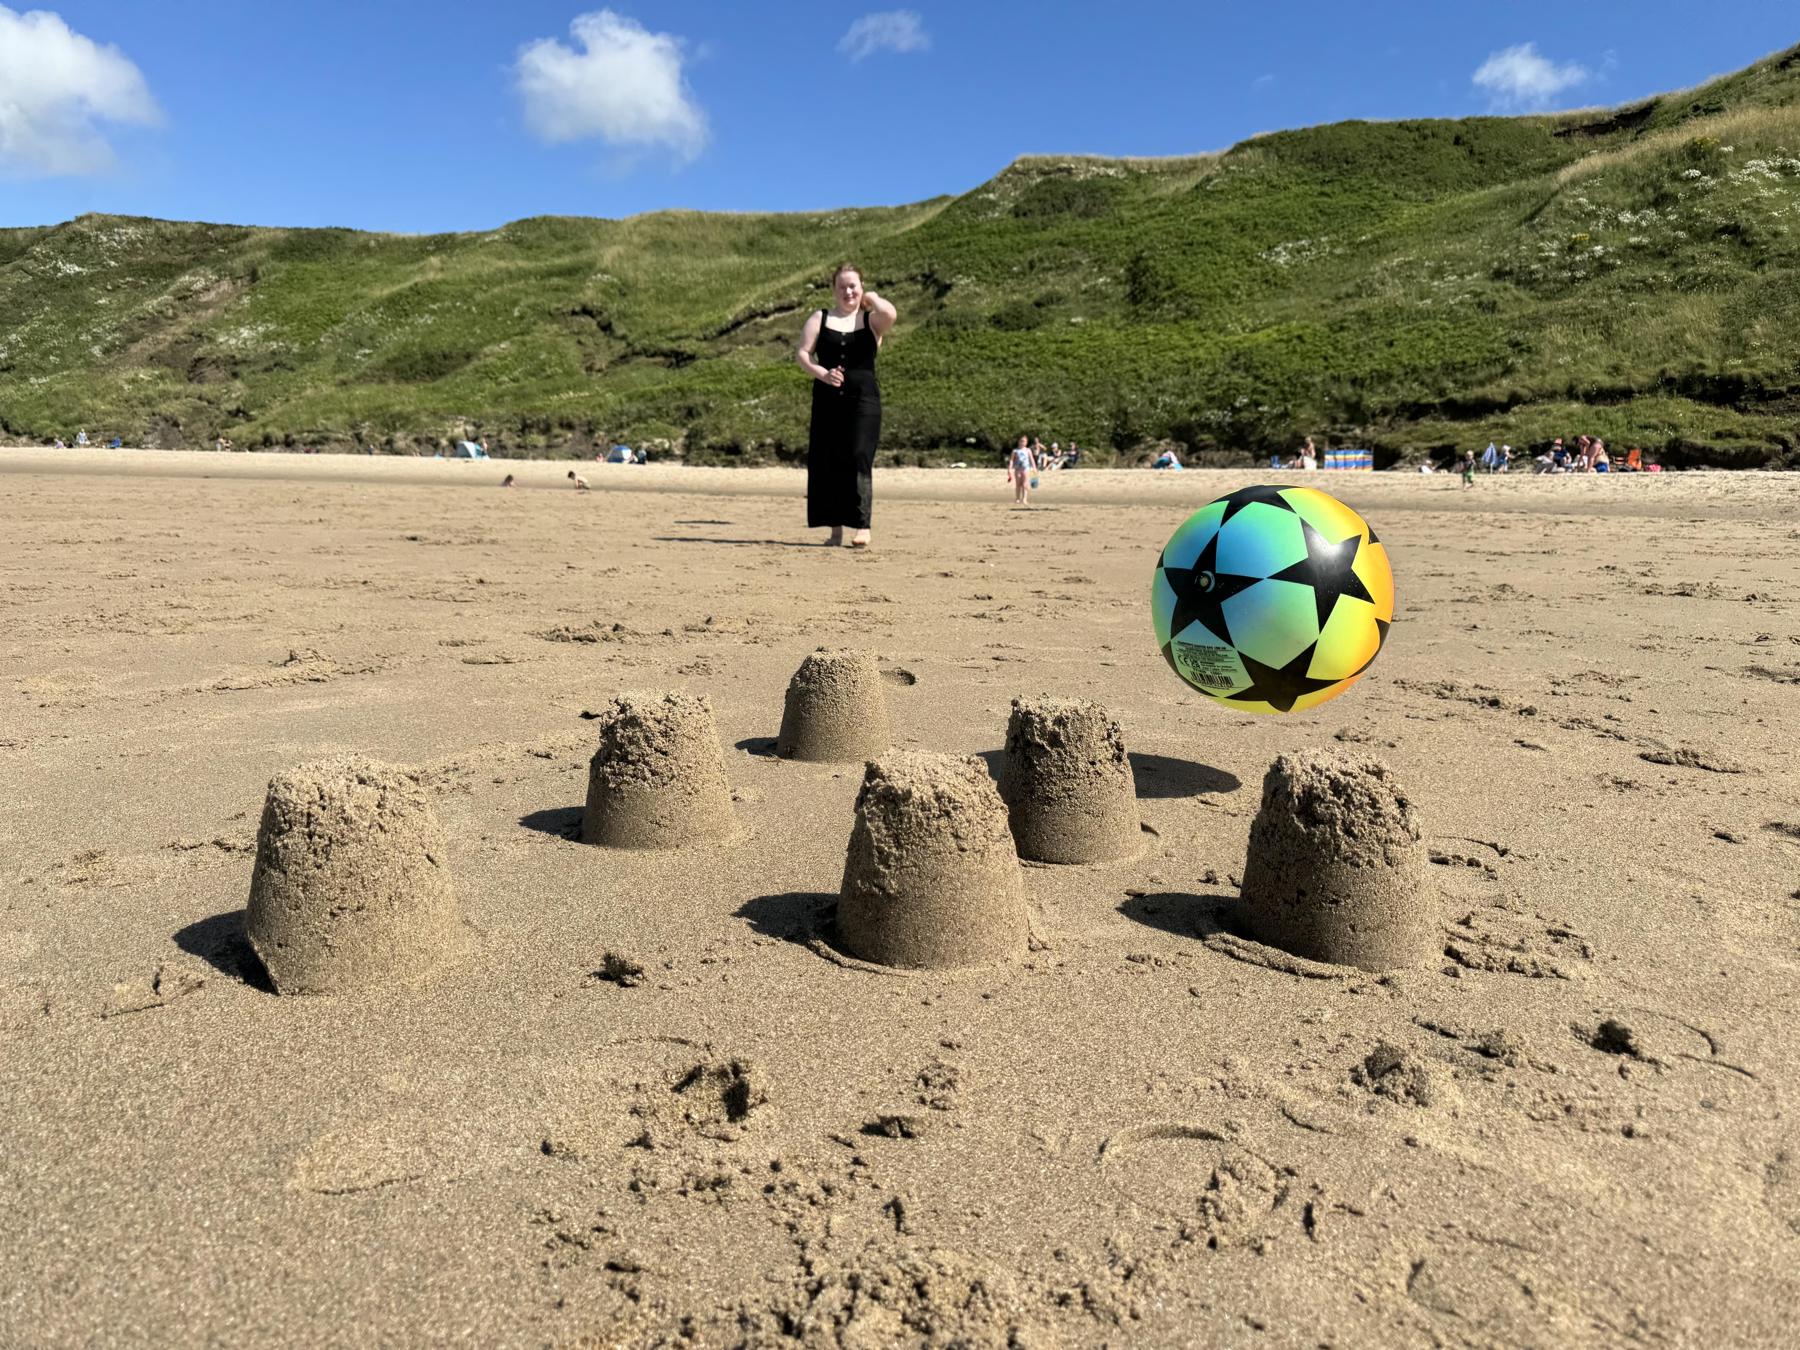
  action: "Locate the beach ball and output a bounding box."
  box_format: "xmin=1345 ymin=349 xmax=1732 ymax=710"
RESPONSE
xmin=1151 ymin=484 xmax=1393 ymax=714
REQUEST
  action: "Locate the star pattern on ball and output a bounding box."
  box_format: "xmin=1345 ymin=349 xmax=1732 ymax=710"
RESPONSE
xmin=1226 ymin=642 xmax=1342 ymax=713
xmin=1216 ymin=483 xmax=1297 ymax=528
xmin=1159 ymin=528 xmax=1261 ymax=648
xmin=1269 ymin=519 xmax=1374 ymax=630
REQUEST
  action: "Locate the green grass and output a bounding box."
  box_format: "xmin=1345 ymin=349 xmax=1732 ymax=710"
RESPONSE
xmin=3 ymin=45 xmax=1799 ymax=465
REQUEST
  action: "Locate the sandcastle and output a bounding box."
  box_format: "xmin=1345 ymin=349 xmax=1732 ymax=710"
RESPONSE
xmin=582 ymin=691 xmax=737 ymax=848
xmin=838 ymin=750 xmax=1029 ymax=969
xmin=244 ymin=755 xmax=468 ymax=994
xmin=776 ymin=648 xmax=892 ymax=763
xmin=997 ymin=697 xmax=1140 ymax=864
xmin=1236 ymin=748 xmax=1437 ymax=971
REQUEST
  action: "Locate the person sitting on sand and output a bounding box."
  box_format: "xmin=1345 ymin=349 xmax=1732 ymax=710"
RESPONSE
xmin=501 ymin=474 xmax=516 ymax=488
xmin=76 ymin=428 xmax=89 ymax=447
xmin=567 ymin=470 xmax=589 ymax=491
xmin=52 ymin=436 xmax=66 ymax=449
xmin=1152 ymin=448 xmax=1183 ymax=470
xmin=1592 ymin=442 xmax=1610 ymax=473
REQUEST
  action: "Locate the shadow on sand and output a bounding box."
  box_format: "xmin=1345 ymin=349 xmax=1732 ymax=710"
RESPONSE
xmin=1115 ymin=891 xmax=1241 ymax=941
xmin=520 ymin=805 xmax=584 ymax=840
xmin=652 ymin=536 xmax=835 ymax=549
xmin=736 ymin=891 xmax=837 ymax=945
xmin=1128 ymin=753 xmax=1240 ymax=800
xmin=173 ymin=910 xmax=276 ymax=993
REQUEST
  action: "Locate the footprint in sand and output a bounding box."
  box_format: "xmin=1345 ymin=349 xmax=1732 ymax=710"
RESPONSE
xmin=1096 ymin=1122 xmax=1291 ymax=1245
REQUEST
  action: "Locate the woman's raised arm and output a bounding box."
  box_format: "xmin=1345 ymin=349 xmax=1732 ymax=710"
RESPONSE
xmin=863 ymin=291 xmax=898 ymax=340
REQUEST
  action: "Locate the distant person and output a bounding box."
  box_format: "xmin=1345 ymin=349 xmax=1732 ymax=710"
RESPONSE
xmin=633 ymin=448 xmax=647 ymax=464
xmin=1152 ymin=448 xmax=1183 ymax=470
xmin=501 ymin=473 xmax=516 ymax=488
xmin=1065 ymin=441 xmax=1081 ymax=468
xmin=108 ymin=436 xmax=122 ymax=449
xmin=567 ymin=470 xmax=589 ymax=491
xmin=795 ymin=262 xmax=896 ymax=549
xmin=1498 ymin=445 xmax=1511 ymax=473
xmin=75 ymin=428 xmax=88 ymax=447
xmin=52 ymin=436 xmax=66 ymax=449
xmin=1008 ymin=435 xmax=1037 ymax=505
xmin=1460 ymin=450 xmax=1477 ymax=487
xmin=1592 ymin=442 xmax=1610 ymax=473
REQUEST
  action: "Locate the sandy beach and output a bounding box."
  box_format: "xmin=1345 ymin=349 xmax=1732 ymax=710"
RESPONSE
xmin=2 ymin=447 xmax=1797 ymax=1346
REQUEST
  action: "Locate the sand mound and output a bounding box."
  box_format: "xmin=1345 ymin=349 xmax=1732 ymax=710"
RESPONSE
xmin=1236 ymin=749 xmax=1436 ymax=971
xmin=838 ymin=751 xmax=1029 ymax=969
xmin=997 ymin=696 xmax=1139 ymax=863
xmin=244 ymin=756 xmax=467 ymax=994
xmin=776 ymin=648 xmax=892 ymax=762
xmin=582 ymin=691 xmax=737 ymax=849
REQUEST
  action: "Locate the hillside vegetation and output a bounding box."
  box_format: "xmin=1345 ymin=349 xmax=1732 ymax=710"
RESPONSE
xmin=4 ymin=45 xmax=1800 ymax=466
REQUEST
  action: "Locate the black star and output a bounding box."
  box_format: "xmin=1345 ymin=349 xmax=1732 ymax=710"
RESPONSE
xmin=1269 ymin=520 xmax=1374 ymax=631
xmin=1215 ymin=483 xmax=1297 ymax=528
xmin=1227 ymin=641 xmax=1342 ymax=713
xmin=1160 ymin=528 xmax=1261 ymax=649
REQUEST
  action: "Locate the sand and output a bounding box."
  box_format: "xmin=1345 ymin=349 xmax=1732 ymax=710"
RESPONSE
xmin=582 ymin=691 xmax=738 ymax=849
xmin=246 ymin=754 xmax=469 ymax=993
xmin=1236 ymin=749 xmax=1437 ymax=971
xmin=776 ymin=649 xmax=892 ymax=763
xmin=837 ymin=750 xmax=1030 ymax=969
xmin=2 ymin=446 xmax=1799 ymax=1346
xmin=998 ymin=696 xmax=1141 ymax=864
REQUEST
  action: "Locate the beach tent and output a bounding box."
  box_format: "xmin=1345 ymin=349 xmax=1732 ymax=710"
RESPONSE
xmin=605 ymin=444 xmax=633 ymax=464
xmin=1323 ymin=449 xmax=1374 ymax=470
xmin=452 ymin=440 xmax=489 ymax=460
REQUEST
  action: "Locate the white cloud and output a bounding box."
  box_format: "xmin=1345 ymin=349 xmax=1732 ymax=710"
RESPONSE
xmin=838 ymin=11 xmax=930 ymax=62
xmin=0 ymin=6 xmax=161 ymax=177
xmin=1472 ymin=42 xmax=1590 ymax=109
xmin=514 ymin=9 xmax=706 ymax=162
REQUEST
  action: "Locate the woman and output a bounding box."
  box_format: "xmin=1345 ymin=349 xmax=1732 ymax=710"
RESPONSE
xmin=795 ymin=264 xmax=896 ymax=548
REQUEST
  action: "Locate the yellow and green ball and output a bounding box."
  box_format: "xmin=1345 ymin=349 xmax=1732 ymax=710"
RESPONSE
xmin=1151 ymin=484 xmax=1394 ymax=714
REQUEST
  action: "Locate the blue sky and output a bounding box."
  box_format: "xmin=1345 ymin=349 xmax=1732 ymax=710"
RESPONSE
xmin=2 ymin=1 xmax=1795 ymax=233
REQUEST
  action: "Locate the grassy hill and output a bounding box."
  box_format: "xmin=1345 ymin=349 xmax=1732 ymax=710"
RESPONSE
xmin=4 ymin=45 xmax=1800 ymax=466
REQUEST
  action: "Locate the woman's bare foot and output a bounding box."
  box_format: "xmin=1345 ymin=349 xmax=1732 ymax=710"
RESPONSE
xmin=828 ymin=527 xmax=845 ymax=547
xmin=850 ymin=529 xmax=871 ymax=549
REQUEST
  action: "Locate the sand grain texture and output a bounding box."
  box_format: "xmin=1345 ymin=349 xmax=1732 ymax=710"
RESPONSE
xmin=3 ymin=448 xmax=1798 ymax=1346
xmin=582 ymin=691 xmax=737 ymax=849
xmin=998 ymin=696 xmax=1141 ymax=864
xmin=776 ymin=648 xmax=891 ymax=763
xmin=245 ymin=755 xmax=469 ymax=994
xmin=837 ymin=750 xmax=1030 ymax=969
xmin=1237 ymin=749 xmax=1438 ymax=970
